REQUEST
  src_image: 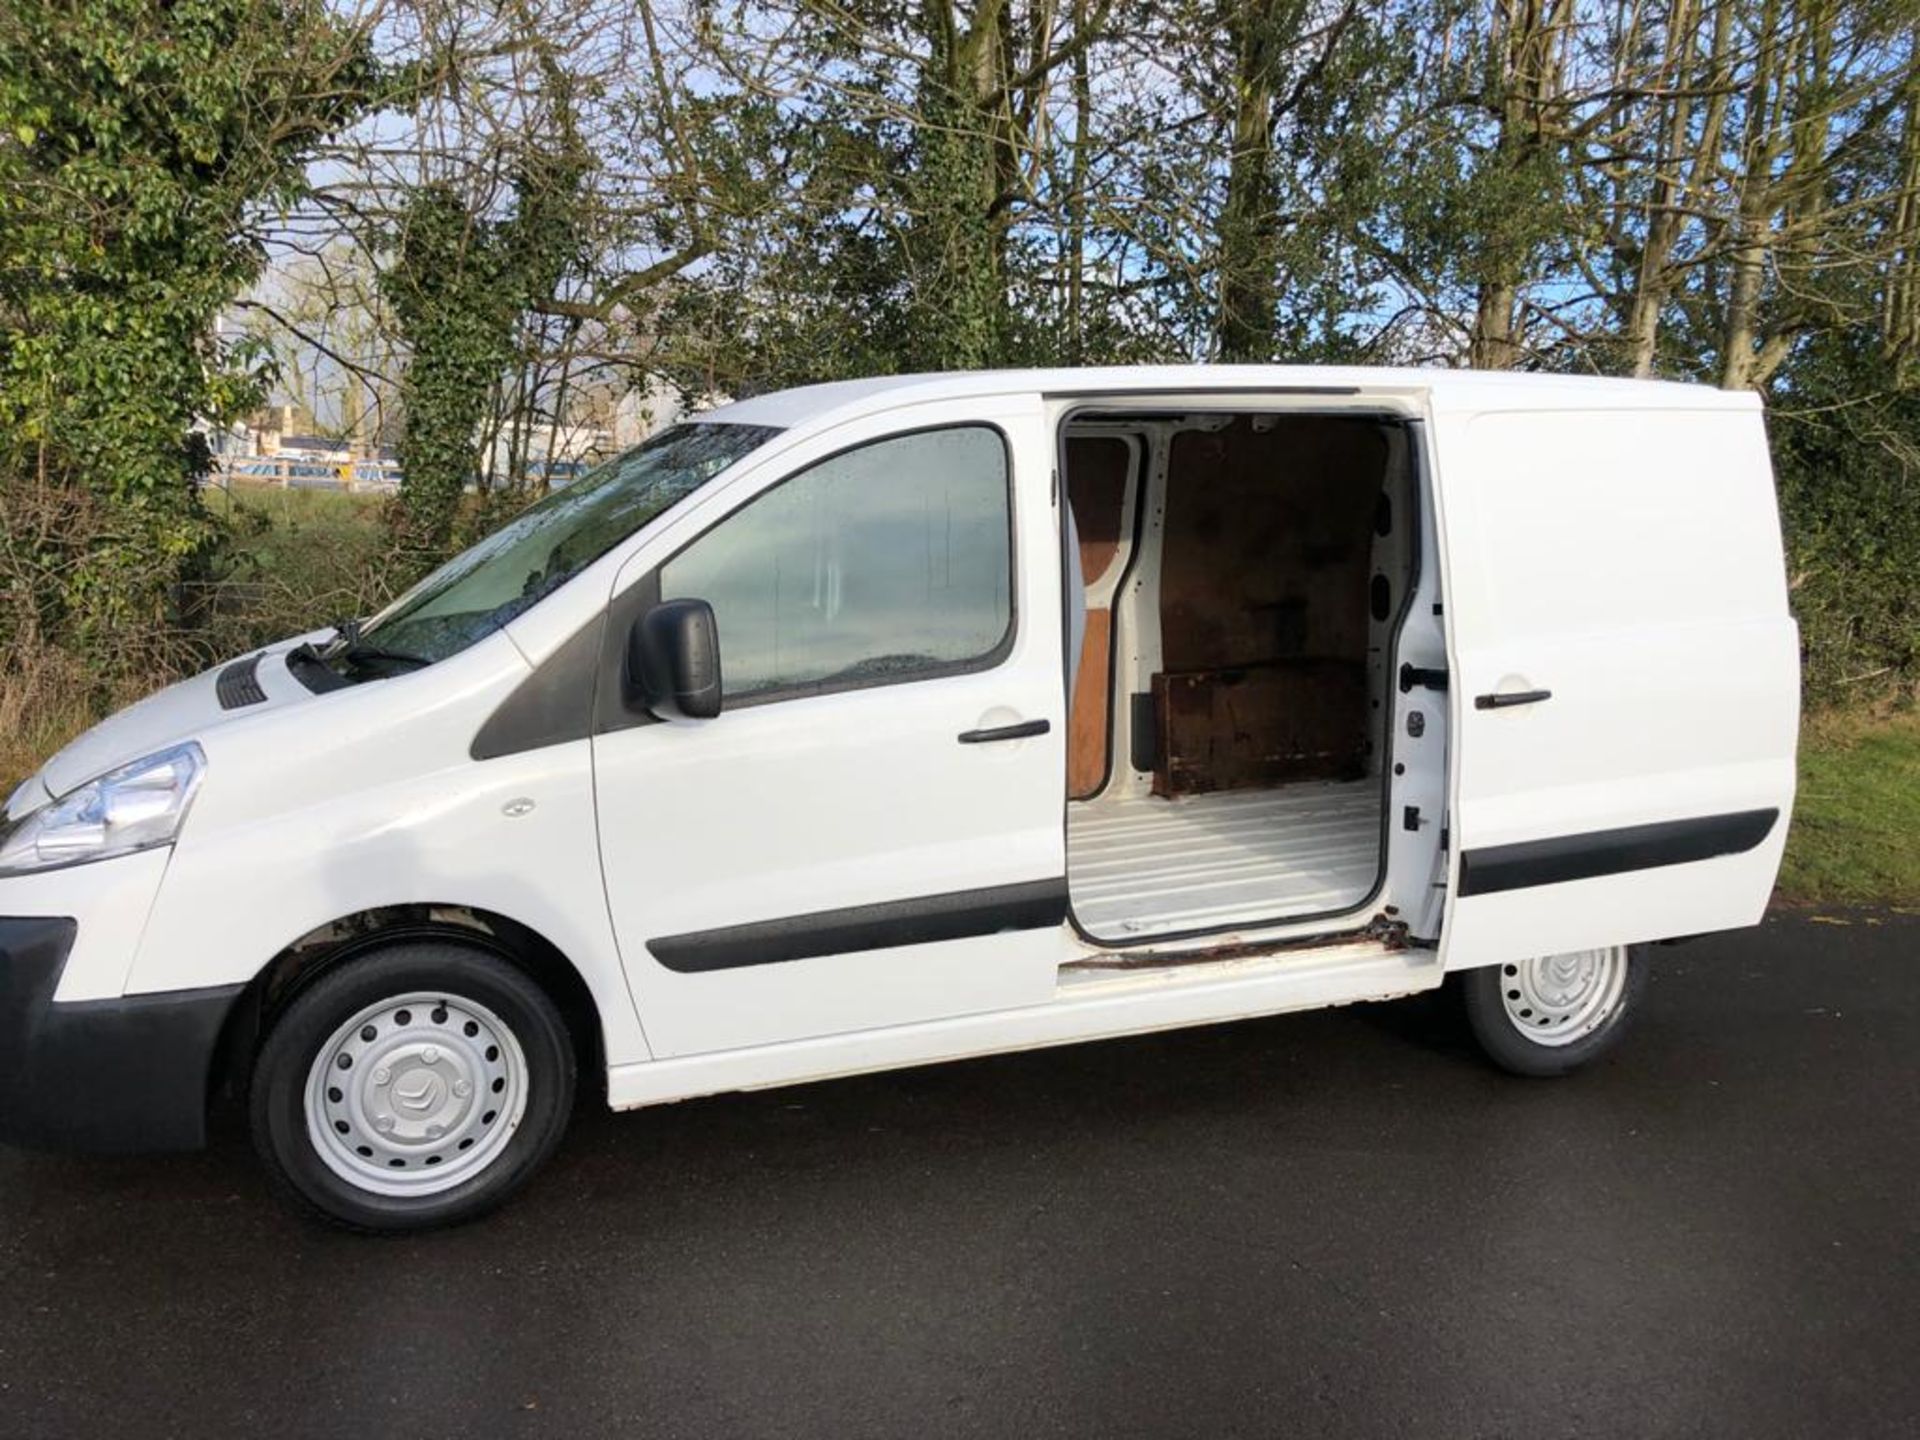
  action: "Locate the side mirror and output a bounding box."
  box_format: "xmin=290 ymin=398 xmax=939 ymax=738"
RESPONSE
xmin=625 ymin=598 xmax=722 ymax=720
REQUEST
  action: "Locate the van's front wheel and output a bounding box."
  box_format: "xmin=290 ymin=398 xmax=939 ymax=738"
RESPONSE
xmin=250 ymin=943 xmax=575 ymax=1232
xmin=1459 ymin=946 xmax=1645 ymax=1077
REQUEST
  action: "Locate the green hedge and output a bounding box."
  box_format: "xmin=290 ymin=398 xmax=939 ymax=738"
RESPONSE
xmin=1770 ymin=376 xmax=1920 ymax=707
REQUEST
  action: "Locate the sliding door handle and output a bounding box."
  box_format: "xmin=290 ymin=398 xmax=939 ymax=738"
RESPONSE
xmin=1475 ymin=689 xmax=1552 ymax=710
xmin=958 ymin=718 xmax=1051 ymax=744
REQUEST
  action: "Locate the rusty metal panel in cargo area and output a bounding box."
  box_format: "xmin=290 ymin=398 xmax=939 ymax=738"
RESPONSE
xmin=1152 ymin=661 xmax=1367 ymax=797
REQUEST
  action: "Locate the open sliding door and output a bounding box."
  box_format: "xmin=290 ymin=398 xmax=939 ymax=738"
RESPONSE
xmin=1432 ymin=396 xmax=1799 ymax=967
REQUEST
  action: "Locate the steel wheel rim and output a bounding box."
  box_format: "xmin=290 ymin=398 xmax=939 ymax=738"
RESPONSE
xmin=303 ymin=990 xmax=529 ymax=1197
xmin=1498 ymin=948 xmax=1629 ymax=1047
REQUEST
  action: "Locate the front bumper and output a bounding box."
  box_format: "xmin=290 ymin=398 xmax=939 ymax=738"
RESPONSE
xmin=0 ymin=916 xmax=242 ymax=1154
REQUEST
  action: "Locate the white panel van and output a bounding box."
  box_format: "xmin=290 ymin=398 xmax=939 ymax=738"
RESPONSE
xmin=0 ymin=368 xmax=1798 ymax=1229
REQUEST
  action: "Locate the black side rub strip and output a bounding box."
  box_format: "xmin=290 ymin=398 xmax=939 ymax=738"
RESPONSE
xmin=648 ymin=878 xmax=1069 ymax=973
xmin=1458 ymin=808 xmax=1780 ymax=897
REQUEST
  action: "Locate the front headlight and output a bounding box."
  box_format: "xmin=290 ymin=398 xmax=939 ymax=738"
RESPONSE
xmin=0 ymin=743 xmax=205 ymax=877
xmin=4 ymin=773 xmax=44 ymax=819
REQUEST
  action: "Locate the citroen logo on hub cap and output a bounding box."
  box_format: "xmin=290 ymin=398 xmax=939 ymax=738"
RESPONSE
xmin=394 ymin=1072 xmax=444 ymax=1113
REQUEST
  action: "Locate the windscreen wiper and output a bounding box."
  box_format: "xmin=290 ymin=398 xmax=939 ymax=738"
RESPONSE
xmin=329 ymin=618 xmax=433 ymax=674
xmin=341 ymin=642 xmax=432 ymax=672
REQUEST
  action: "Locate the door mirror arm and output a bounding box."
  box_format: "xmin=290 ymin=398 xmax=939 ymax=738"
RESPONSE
xmin=625 ymin=599 xmax=723 ymax=720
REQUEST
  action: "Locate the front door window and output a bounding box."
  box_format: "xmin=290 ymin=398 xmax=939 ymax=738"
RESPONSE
xmin=659 ymin=426 xmax=1013 ymax=705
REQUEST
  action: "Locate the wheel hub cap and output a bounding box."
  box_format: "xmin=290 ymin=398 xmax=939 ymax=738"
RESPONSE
xmin=303 ymin=991 xmax=528 ymax=1197
xmin=1498 ymin=948 xmax=1628 ymax=1047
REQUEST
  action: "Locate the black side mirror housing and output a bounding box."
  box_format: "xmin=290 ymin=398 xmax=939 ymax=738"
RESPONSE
xmin=625 ymin=598 xmax=722 ymax=720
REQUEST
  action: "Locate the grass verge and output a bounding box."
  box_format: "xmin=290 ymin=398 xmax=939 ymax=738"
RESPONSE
xmin=1777 ymin=706 xmax=1920 ymax=906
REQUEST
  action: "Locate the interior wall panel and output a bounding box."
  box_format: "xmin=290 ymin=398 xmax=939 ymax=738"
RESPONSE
xmin=1065 ymin=436 xmax=1134 ymax=799
xmin=1156 ymin=417 xmax=1387 ymax=795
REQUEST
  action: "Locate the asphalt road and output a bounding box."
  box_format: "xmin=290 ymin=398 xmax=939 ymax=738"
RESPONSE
xmin=1 ymin=909 xmax=1915 ymax=1438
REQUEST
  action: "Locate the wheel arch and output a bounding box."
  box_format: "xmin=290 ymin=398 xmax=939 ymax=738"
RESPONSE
xmin=211 ymin=903 xmax=605 ymax=1110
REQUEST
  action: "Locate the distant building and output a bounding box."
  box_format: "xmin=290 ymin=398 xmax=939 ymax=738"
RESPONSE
xmin=275 ymin=433 xmax=350 ymax=460
xmin=482 ymin=419 xmax=611 ymax=488
xmin=610 ymin=377 xmax=727 ymax=450
xmin=611 ymin=377 xmax=690 ymax=449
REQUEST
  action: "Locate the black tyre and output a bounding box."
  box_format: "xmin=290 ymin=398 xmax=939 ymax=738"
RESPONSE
xmin=1458 ymin=945 xmax=1647 ymax=1077
xmin=249 ymin=942 xmax=576 ymax=1232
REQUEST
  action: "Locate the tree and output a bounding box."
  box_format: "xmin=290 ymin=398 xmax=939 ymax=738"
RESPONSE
xmin=380 ymin=142 xmax=589 ymax=552
xmin=0 ymin=0 xmax=378 ymax=669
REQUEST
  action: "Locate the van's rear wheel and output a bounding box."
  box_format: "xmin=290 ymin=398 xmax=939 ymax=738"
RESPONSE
xmin=1459 ymin=946 xmax=1645 ymax=1076
xmin=250 ymin=943 xmax=575 ymax=1232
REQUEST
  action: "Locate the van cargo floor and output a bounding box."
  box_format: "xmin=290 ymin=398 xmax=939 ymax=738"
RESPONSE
xmin=1067 ymin=781 xmax=1380 ymax=942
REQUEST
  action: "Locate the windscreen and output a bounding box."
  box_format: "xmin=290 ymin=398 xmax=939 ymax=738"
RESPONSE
xmin=354 ymin=422 xmax=781 ymax=666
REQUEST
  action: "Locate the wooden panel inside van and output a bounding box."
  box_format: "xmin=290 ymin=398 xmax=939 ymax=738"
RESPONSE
xmin=1155 ymin=417 xmax=1385 ymax=796
xmin=1066 ymin=436 xmax=1131 ymax=799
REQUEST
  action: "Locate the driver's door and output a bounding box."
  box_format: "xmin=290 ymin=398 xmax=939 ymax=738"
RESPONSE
xmin=592 ymin=400 xmax=1068 ymax=1059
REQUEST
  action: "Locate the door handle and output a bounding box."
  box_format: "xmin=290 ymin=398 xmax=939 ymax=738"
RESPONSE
xmin=1474 ymin=689 xmax=1552 ymax=710
xmin=958 ymin=718 xmax=1051 ymax=744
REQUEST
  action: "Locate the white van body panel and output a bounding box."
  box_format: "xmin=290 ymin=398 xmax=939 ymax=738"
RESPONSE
xmin=1430 ymin=397 xmax=1797 ymax=967
xmin=32 ymin=629 xmax=330 ymax=800
xmin=606 ymin=936 xmax=1432 ymax=1109
xmin=93 ymin=632 xmax=655 ymax=1064
xmin=0 ymin=848 xmax=173 ymax=1001
xmin=593 ymin=396 xmax=1069 ymax=1056
xmin=0 ymin=366 xmax=1796 ymax=1131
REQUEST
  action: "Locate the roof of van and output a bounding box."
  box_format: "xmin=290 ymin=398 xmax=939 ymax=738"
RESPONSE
xmin=703 ymin=365 xmax=1759 ymax=429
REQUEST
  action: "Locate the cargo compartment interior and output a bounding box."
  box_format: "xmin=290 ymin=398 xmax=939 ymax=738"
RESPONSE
xmin=1063 ymin=410 xmax=1420 ymax=944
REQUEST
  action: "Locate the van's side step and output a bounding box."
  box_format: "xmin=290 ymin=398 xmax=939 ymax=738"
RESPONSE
xmin=1062 ymin=913 xmax=1411 ymax=975
xmin=607 ymin=939 xmax=1435 ymax=1113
